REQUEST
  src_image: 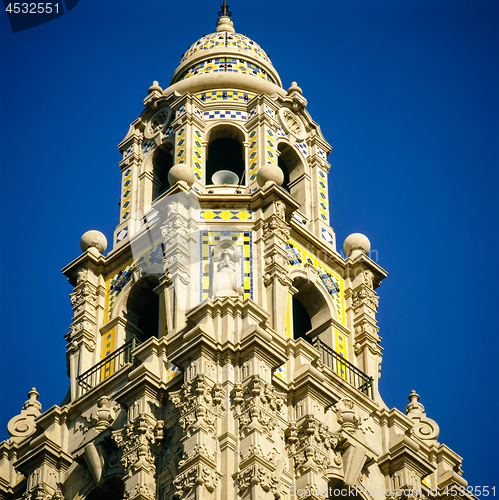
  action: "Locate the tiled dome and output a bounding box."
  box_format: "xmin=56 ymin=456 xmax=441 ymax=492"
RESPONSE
xmin=169 ymin=16 xmax=282 ymax=88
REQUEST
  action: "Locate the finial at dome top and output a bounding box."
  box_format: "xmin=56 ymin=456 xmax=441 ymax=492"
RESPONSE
xmin=216 ymin=1 xmax=235 ymax=33
xmin=218 ymin=0 xmax=232 ymax=18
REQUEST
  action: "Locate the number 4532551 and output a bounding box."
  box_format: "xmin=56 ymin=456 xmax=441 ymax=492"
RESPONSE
xmin=5 ymin=3 xmax=60 ymax=14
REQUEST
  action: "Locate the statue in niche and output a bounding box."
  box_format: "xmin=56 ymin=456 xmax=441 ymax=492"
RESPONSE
xmin=211 ymin=240 xmax=242 ymax=298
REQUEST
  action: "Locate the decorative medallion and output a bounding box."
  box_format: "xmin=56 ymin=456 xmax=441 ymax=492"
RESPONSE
xmin=278 ymin=108 xmax=306 ymax=140
xmin=144 ymin=107 xmax=172 ymax=139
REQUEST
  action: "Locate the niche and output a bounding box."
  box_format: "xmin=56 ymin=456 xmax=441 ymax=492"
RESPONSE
xmin=206 ymin=125 xmax=245 ymax=184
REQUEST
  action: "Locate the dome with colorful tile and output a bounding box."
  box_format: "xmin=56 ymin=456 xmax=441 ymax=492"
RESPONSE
xmin=170 ymin=15 xmax=282 ymax=89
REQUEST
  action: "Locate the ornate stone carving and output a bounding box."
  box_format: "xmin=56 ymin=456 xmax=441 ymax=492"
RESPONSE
xmin=406 ymin=391 xmax=440 ymax=441
xmin=170 ymin=375 xmax=225 ymax=436
xmin=237 ymin=464 xmax=279 ymax=494
xmin=285 ymin=416 xmax=342 ymax=475
xmin=144 ymin=107 xmax=171 ymax=139
xmin=279 ymin=108 xmax=306 ymax=140
xmin=231 ymin=376 xmax=283 ymax=437
xmin=90 ymin=396 xmax=119 ymax=431
xmin=336 ymin=398 xmax=361 ymax=431
xmin=8 ymin=388 xmax=42 ymax=440
xmin=352 ymin=287 xmax=379 ymax=312
xmin=124 ymin=484 xmax=156 ymax=500
xmin=112 ymin=414 xmax=164 ymax=478
xmin=173 ymin=464 xmax=218 ymax=498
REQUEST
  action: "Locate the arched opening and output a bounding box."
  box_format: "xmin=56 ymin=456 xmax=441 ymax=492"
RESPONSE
xmin=292 ymin=296 xmax=312 ymax=341
xmin=152 ymin=145 xmax=173 ymax=199
xmin=86 ymin=477 xmax=124 ymax=500
xmin=206 ymin=125 xmax=245 ymax=184
xmin=292 ymin=276 xmax=333 ymax=344
xmin=277 ymin=142 xmax=305 ymax=201
xmin=125 ymin=275 xmax=160 ymax=343
xmin=278 ymin=155 xmax=291 ymax=192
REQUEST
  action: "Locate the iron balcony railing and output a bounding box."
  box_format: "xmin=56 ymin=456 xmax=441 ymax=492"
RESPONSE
xmin=76 ymin=337 xmax=141 ymax=397
xmin=312 ymin=338 xmax=374 ymax=399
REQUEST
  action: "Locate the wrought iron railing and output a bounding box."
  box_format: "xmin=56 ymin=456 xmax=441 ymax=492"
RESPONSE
xmin=312 ymin=338 xmax=373 ymax=399
xmin=76 ymin=337 xmax=141 ymax=397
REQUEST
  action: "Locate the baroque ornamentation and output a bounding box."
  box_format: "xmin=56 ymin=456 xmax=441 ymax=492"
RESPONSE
xmin=173 ymin=464 xmax=218 ymax=498
xmin=352 ymin=287 xmax=379 ymax=312
xmin=112 ymin=414 xmax=164 ymax=478
xmin=285 ymin=415 xmax=342 ymax=474
xmin=237 ymin=463 xmax=279 ymax=495
xmin=91 ymin=396 xmax=119 ymax=431
xmin=231 ymin=376 xmax=284 ymax=437
xmin=170 ymin=375 xmax=225 ymax=436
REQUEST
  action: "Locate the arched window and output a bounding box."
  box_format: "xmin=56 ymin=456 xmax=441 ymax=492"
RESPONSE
xmin=206 ymin=125 xmax=245 ymax=185
xmin=291 ymin=276 xmax=335 ymax=346
xmin=125 ymin=275 xmax=160 ymax=343
xmin=277 ymin=142 xmax=305 ymax=203
xmin=152 ymin=145 xmax=173 ymax=199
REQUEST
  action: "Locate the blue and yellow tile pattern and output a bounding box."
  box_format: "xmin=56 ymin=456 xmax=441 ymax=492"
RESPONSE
xmin=180 ymin=32 xmax=271 ymax=64
xmin=193 ymin=129 xmax=203 ymax=181
xmin=318 ymin=169 xmax=329 ymax=222
xmin=266 ymin=128 xmax=275 ymax=164
xmin=176 ymin=128 xmax=186 ymax=163
xmin=275 ymin=363 xmax=287 ymax=382
xmin=196 ymin=91 xmax=254 ymax=102
xmin=181 ymin=58 xmax=272 ymax=83
xmin=121 ymin=167 xmax=132 ymax=221
xmin=200 ymin=210 xmax=252 ymax=220
xmin=248 ymin=129 xmax=258 ymax=181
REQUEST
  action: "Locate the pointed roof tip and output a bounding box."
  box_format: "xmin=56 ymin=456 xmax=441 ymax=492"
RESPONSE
xmin=216 ymin=1 xmax=235 ymax=32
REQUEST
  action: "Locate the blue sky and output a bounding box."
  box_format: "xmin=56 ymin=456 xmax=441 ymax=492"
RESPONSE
xmin=0 ymin=0 xmax=497 ymax=490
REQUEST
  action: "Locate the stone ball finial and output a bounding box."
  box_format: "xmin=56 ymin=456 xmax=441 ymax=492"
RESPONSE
xmin=343 ymin=233 xmax=370 ymax=259
xmin=256 ymin=164 xmax=284 ymax=189
xmin=148 ymin=80 xmax=163 ymax=94
xmin=216 ymin=16 xmax=235 ymax=33
xmin=80 ymin=230 xmax=107 ymax=254
xmin=287 ymin=81 xmax=303 ymax=95
xmin=168 ymin=163 xmax=195 ymax=188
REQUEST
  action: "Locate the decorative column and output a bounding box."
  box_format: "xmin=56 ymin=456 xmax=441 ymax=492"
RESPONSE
xmin=169 ymin=375 xmax=224 ymax=500
xmin=232 ymin=376 xmax=285 ymax=500
xmin=262 ymin=200 xmax=293 ymax=335
xmin=113 ymin=414 xmax=164 ymax=500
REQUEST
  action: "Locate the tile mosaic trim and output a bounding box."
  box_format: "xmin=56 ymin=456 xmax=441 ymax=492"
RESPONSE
xmin=165 ymin=360 xmax=181 ymax=382
xmin=143 ymin=141 xmax=155 ymax=154
xmin=277 ymin=126 xmax=287 ymax=138
xmin=181 ymin=58 xmax=272 ymax=83
xmin=265 ymin=105 xmax=274 ymax=117
xmin=196 ymin=91 xmax=254 ymax=102
xmin=296 ymin=141 xmax=308 ymax=157
xmin=200 ymin=210 xmax=252 ymax=221
xmin=121 ymin=167 xmax=132 ymax=221
xmin=321 ymin=228 xmax=334 ymax=246
xmin=116 ymin=226 xmax=128 ymax=244
xmin=292 ymin=213 xmax=306 ymax=226
xmin=275 ymin=363 xmax=287 ymax=382
xmin=199 ymin=231 xmax=253 ymax=302
xmin=176 ymin=128 xmax=186 ymax=163
xmin=101 ymin=327 xmax=116 ymax=380
xmin=193 ymin=129 xmax=203 ymax=182
xmin=176 ymin=105 xmax=186 ymax=118
xmin=203 ymin=110 xmax=247 ymax=120
xmin=266 ymin=128 xmax=276 ymax=164
xmin=335 ymin=328 xmax=349 ymax=376
xmin=286 ymin=239 xmax=345 ymax=326
xmin=318 ymin=169 xmax=329 ymax=222
xmin=181 ymin=32 xmax=271 ymax=64
xmin=248 ymin=129 xmax=258 ymax=181
xmin=285 ymin=293 xmax=291 ymax=338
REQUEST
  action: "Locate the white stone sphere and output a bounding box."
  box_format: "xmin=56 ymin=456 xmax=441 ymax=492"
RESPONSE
xmin=80 ymin=230 xmax=107 ymax=254
xmin=168 ymin=163 xmax=195 ymax=187
xmin=256 ymin=164 xmax=284 ymax=188
xmin=343 ymin=233 xmax=371 ymax=258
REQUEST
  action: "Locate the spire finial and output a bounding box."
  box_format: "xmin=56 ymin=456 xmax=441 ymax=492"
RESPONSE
xmin=218 ymin=0 xmax=232 ymax=17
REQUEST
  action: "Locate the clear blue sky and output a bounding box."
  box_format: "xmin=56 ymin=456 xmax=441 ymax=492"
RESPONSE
xmin=0 ymin=0 xmax=497 ymax=490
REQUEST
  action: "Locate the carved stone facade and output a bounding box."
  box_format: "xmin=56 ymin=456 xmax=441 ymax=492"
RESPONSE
xmin=0 ymin=9 xmax=476 ymax=500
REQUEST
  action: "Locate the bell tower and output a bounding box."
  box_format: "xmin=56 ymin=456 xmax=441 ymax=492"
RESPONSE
xmin=0 ymin=7 xmax=475 ymax=500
